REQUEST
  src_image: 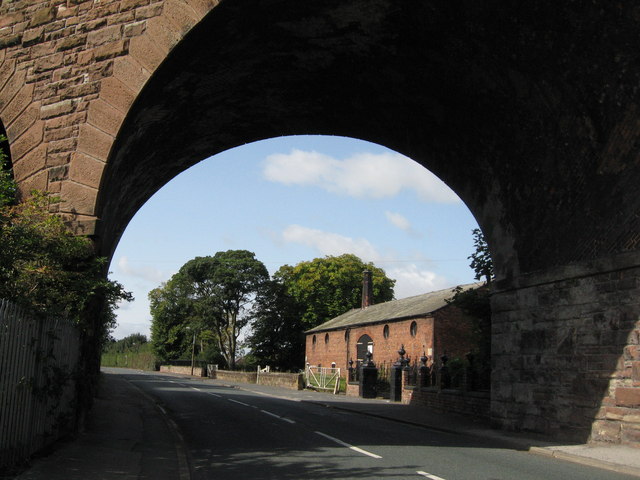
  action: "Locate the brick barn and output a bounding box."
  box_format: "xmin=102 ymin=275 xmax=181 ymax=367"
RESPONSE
xmin=304 ymin=282 xmax=481 ymax=377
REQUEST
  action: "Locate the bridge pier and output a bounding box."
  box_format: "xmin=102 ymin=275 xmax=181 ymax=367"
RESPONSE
xmin=491 ymin=251 xmax=640 ymax=444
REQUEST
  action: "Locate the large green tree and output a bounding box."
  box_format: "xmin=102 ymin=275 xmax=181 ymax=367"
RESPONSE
xmin=248 ymin=254 xmax=395 ymax=370
xmin=246 ymin=279 xmax=306 ymax=371
xmin=278 ymin=254 xmax=395 ymax=328
xmin=150 ymin=250 xmax=269 ymax=368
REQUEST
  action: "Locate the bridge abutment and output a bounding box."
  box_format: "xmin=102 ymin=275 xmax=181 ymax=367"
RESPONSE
xmin=491 ymin=252 xmax=640 ymax=444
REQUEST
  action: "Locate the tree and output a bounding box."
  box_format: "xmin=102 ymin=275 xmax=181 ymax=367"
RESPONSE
xmin=245 ymin=279 xmax=306 ymax=371
xmin=0 ymin=134 xmax=16 ymax=207
xmin=446 ymin=228 xmax=494 ymax=388
xmin=149 ymin=250 xmax=269 ymax=369
xmin=0 ymin=190 xmax=131 ymax=325
xmin=149 ymin=274 xmax=193 ymax=361
xmin=248 ymin=254 xmax=395 ymax=370
xmin=278 ymin=254 xmax=395 ymax=328
xmin=468 ymin=228 xmax=493 ymax=284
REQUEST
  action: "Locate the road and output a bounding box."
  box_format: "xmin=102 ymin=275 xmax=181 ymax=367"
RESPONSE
xmin=118 ymin=369 xmax=637 ymax=480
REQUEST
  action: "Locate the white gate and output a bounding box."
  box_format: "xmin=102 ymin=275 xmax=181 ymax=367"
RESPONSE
xmin=305 ymin=365 xmax=341 ymax=394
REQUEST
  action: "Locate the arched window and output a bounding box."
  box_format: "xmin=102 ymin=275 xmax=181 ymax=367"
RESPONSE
xmin=356 ymin=334 xmax=374 ymax=363
xmin=344 ymin=329 xmax=350 ymax=343
xmin=312 ymin=335 xmax=317 ymax=347
xmin=324 ymin=333 xmax=330 ymax=345
xmin=383 ymin=324 xmax=390 ymax=339
xmin=410 ymin=321 xmax=417 ymax=337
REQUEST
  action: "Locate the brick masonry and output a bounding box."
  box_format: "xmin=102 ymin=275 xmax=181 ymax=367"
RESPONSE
xmin=305 ymin=306 xmax=476 ymax=376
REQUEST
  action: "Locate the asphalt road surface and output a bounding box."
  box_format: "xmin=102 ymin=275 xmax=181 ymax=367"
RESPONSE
xmin=118 ymin=370 xmax=637 ymax=480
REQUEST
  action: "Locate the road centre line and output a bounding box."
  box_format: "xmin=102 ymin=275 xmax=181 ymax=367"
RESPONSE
xmin=416 ymin=471 xmax=446 ymax=480
xmin=314 ymin=431 xmax=382 ymax=459
xmin=260 ymin=409 xmax=296 ymax=424
xmin=228 ymin=398 xmax=251 ymax=407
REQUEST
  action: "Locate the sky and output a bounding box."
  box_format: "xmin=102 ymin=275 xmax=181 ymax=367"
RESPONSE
xmin=108 ymin=135 xmax=480 ymax=340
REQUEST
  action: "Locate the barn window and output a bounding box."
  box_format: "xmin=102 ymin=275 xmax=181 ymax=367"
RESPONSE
xmin=383 ymin=324 xmax=390 ymax=339
xmin=325 ymin=333 xmax=330 ymax=344
xmin=344 ymin=329 xmax=350 ymax=343
xmin=312 ymin=335 xmax=317 ymax=346
xmin=410 ymin=321 xmax=417 ymax=337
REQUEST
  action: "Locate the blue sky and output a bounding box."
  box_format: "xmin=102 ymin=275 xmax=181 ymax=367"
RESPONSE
xmin=108 ymin=135 xmax=480 ymax=339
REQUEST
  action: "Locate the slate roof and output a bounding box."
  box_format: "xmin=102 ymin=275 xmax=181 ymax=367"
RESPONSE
xmin=305 ymin=283 xmax=483 ymax=334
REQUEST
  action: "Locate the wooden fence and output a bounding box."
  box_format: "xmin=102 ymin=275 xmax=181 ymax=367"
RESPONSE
xmin=0 ymin=299 xmax=81 ymax=472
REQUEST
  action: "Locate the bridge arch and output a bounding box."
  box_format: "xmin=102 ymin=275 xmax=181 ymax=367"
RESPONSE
xmin=1 ymin=0 xmax=639 ymax=444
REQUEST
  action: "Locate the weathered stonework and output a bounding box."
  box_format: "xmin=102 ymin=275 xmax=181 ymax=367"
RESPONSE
xmin=1 ymin=0 xmax=640 ymax=446
xmin=492 ymin=251 xmax=640 ymax=443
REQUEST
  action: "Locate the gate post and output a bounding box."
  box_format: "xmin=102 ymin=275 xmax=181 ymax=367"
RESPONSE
xmin=390 ymin=345 xmax=407 ymax=402
xmin=359 ymin=351 xmax=378 ymax=399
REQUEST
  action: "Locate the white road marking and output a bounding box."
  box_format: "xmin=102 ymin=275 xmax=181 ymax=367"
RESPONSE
xmin=208 ymin=392 xmax=221 ymax=398
xmin=416 ymin=471 xmax=446 ymax=480
xmin=228 ymin=398 xmax=251 ymax=407
xmin=261 ymin=409 xmax=296 ymax=424
xmin=314 ymin=431 xmax=382 ymax=459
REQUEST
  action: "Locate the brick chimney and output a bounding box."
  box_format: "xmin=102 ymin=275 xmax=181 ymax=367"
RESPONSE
xmin=361 ymin=270 xmax=373 ymax=308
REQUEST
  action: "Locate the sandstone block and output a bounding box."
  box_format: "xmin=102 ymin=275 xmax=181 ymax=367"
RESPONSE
xmin=163 ymin=0 xmax=200 ymax=33
xmin=12 ymin=144 xmax=46 ymax=181
xmin=87 ymin=24 xmax=123 ymax=47
xmin=10 ymin=120 xmax=43 ymax=161
xmin=120 ymin=0 xmax=150 ymax=12
xmin=21 ymin=28 xmax=44 ymax=47
xmin=94 ymin=39 xmax=129 ymax=61
xmin=77 ymin=123 xmax=114 ymax=161
xmin=124 ymin=21 xmax=146 ymax=38
xmin=129 ymin=33 xmax=165 ymax=72
xmin=135 ymin=3 xmax=164 ymax=20
xmin=7 ymin=103 xmax=39 ymax=141
xmin=0 ymin=34 xmax=22 ymax=50
xmin=1 ymin=83 xmax=34 ymax=126
xmin=46 ymin=137 xmax=78 ymax=154
xmin=16 ymin=170 xmax=47 ymax=197
xmin=99 ymin=76 xmax=135 ymax=113
xmin=34 ymin=52 xmax=65 ymax=73
xmin=41 ymin=99 xmax=75 ymax=119
xmin=30 ymin=7 xmax=57 ymax=28
xmin=60 ymin=181 xmax=98 ymax=215
xmin=57 ymin=34 xmax=87 ymax=51
xmin=87 ymin=98 xmax=125 ymax=136
xmin=0 ymin=13 xmax=25 ymax=29
xmin=615 ymin=387 xmax=640 ymax=407
xmin=113 ymin=55 xmax=150 ymax=92
xmin=69 ymin=152 xmax=105 ymax=188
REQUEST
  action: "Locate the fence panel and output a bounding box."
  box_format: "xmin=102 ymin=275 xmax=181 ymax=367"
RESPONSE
xmin=0 ymin=299 xmax=81 ymax=472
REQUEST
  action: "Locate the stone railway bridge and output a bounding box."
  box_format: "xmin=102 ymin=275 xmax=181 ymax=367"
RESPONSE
xmin=1 ymin=0 xmax=639 ymax=445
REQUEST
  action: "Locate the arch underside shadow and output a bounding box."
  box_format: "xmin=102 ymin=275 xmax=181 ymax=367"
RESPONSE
xmin=98 ymin=0 xmax=640 ymax=278
xmin=98 ymin=0 xmax=640 ymax=443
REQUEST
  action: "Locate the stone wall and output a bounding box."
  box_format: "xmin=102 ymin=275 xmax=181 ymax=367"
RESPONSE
xmin=491 ymin=251 xmax=640 ymax=445
xmin=0 ymin=0 xmax=215 ymax=233
xmin=210 ymin=369 xmax=257 ymax=384
xmin=402 ymin=387 xmax=490 ymax=419
xmin=257 ymin=371 xmax=304 ymax=391
xmin=159 ymin=365 xmax=205 ymax=376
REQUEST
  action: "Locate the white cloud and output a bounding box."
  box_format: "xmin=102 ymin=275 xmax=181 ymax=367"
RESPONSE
xmin=116 ymin=256 xmax=170 ymax=284
xmin=385 ymin=211 xmax=411 ymax=231
xmin=263 ymin=149 xmax=460 ymax=203
xmin=282 ymin=225 xmax=381 ymax=261
xmin=388 ymin=264 xmax=452 ymax=299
